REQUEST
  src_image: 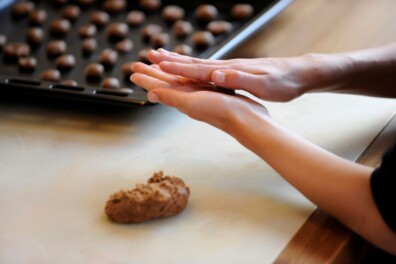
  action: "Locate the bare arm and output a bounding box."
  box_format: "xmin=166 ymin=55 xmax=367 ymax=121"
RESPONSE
xmin=130 ymin=63 xmax=396 ymax=255
xmin=232 ymin=106 xmax=396 ymax=255
xmin=148 ymin=42 xmax=396 ymax=101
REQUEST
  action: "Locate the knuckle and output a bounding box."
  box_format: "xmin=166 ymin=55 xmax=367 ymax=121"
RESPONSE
xmin=232 ymin=71 xmax=246 ymax=85
xmin=196 ymin=64 xmax=205 ymax=78
xmin=191 ymin=57 xmax=202 ymax=64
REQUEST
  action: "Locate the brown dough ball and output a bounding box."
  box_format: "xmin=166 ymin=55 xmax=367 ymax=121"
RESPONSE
xmin=231 ymin=4 xmax=254 ymax=20
xmin=100 ymin=77 xmax=120 ymax=89
xmin=90 ymin=11 xmax=110 ymax=27
xmin=40 ymin=69 xmax=61 ymax=82
xmin=62 ymin=5 xmax=81 ymax=22
xmin=172 ymin=20 xmax=193 ymax=39
xmin=105 ymin=171 xmax=190 ymax=223
xmin=137 ymin=48 xmax=152 ymax=64
xmin=46 ymin=40 xmax=67 ymax=58
xmin=121 ymin=61 xmax=135 ymax=76
xmin=12 ymin=2 xmax=35 ymax=18
xmin=0 ymin=35 xmax=7 ymax=52
xmin=48 ymin=19 xmax=72 ymax=37
xmin=85 ymin=63 xmax=104 ymax=80
xmin=102 ymin=0 xmax=126 ymax=14
xmin=99 ymin=48 xmax=118 ymax=68
xmin=75 ymin=0 xmax=96 ymax=6
xmin=81 ymin=38 xmax=97 ymax=55
xmin=207 ymin=20 xmax=233 ymax=36
xmin=195 ymin=4 xmax=218 ymax=23
xmin=192 ymin=31 xmax=215 ymax=49
xmin=18 ymin=56 xmax=37 ymax=72
xmin=116 ymin=39 xmax=134 ymax=53
xmin=29 ymin=9 xmax=47 ymax=25
xmin=141 ymin=24 xmax=162 ymax=41
xmin=162 ymin=5 xmax=185 ymax=22
xmin=51 ymin=0 xmax=68 ymax=6
xmin=173 ymin=44 xmax=192 ymax=56
xmin=150 ymin=33 xmax=170 ymax=49
xmin=126 ymin=10 xmax=146 ymax=26
xmin=60 ymin=80 xmax=78 ymax=86
xmin=139 ymin=0 xmax=162 ymax=12
xmin=55 ymin=54 xmax=76 ymax=71
xmin=26 ymin=27 xmax=44 ymax=46
xmin=107 ymin=22 xmax=129 ymax=41
xmin=4 ymin=42 xmax=30 ymax=61
xmin=79 ymin=23 xmax=97 ymax=38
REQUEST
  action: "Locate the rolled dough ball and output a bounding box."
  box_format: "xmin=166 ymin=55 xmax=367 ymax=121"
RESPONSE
xmin=105 ymin=171 xmax=190 ymax=223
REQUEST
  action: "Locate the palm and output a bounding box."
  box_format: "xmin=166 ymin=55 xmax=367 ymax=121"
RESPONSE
xmin=130 ymin=62 xmax=270 ymax=127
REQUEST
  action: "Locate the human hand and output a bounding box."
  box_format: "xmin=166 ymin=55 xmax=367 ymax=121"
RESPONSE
xmin=132 ymin=46 xmax=396 ymax=255
xmin=148 ymin=49 xmax=344 ymax=102
xmin=130 ymin=62 xmax=270 ymax=132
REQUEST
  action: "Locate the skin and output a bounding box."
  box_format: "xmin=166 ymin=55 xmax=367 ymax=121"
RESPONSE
xmin=130 ymin=43 xmax=396 ymax=255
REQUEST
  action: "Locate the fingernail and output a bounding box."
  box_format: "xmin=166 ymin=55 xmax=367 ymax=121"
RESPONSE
xmin=158 ymin=48 xmax=168 ymax=53
xmin=213 ymin=71 xmax=225 ymax=84
xmin=148 ymin=93 xmax=160 ymax=103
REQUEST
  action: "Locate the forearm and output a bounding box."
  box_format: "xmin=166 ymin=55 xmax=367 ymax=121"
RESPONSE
xmin=225 ymin=107 xmax=396 ymax=254
xmin=131 ymin=58 xmax=396 ymax=253
xmin=305 ymin=42 xmax=396 ymax=98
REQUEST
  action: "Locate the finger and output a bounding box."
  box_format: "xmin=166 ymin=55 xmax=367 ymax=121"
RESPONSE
xmin=159 ymin=61 xmax=233 ymax=82
xmin=150 ymin=64 xmax=204 ymax=84
xmin=132 ymin=62 xmax=179 ymax=84
xmin=148 ymin=89 xmax=226 ymax=120
xmin=131 ymin=71 xmax=206 ymax=94
xmin=149 ymin=88 xmax=269 ymax=129
xmin=150 ymin=64 xmax=161 ymax=70
xmin=149 ymin=49 xmax=233 ymax=65
xmin=147 ymin=88 xmax=191 ymax=110
xmin=150 ymin=49 xmax=269 ymax=75
xmin=130 ymin=72 xmax=172 ymax=91
xmin=211 ymin=70 xmax=270 ymax=99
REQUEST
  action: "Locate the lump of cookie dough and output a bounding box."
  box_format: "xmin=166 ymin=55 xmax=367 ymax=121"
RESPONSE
xmin=105 ymin=171 xmax=190 ymax=223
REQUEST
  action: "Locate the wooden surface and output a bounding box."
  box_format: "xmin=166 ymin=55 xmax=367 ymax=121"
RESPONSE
xmin=229 ymin=0 xmax=396 ymax=262
xmin=229 ymin=0 xmax=396 ymax=58
xmin=1 ymin=1 xmax=396 ymax=263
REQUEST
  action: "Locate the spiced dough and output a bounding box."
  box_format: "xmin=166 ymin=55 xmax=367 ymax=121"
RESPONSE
xmin=105 ymin=171 xmax=190 ymax=223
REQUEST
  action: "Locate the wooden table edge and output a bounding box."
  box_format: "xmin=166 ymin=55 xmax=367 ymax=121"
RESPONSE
xmin=274 ymin=112 xmax=396 ymax=264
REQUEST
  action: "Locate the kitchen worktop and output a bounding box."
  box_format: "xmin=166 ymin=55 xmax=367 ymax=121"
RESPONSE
xmin=1 ymin=93 xmax=395 ymax=263
xmin=2 ymin=0 xmax=396 ymax=262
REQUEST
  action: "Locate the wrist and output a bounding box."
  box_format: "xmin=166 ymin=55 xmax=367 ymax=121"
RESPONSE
xmin=299 ymin=53 xmax=355 ymax=94
xmin=224 ymin=101 xmax=276 ymax=153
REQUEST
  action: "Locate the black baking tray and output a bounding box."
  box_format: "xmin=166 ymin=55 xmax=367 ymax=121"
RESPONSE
xmin=0 ymin=0 xmax=292 ymax=107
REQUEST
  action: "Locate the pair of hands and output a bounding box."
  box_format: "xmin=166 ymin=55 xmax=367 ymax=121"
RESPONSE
xmin=132 ymin=46 xmax=396 ymax=255
xmin=130 ymin=48 xmax=318 ymax=130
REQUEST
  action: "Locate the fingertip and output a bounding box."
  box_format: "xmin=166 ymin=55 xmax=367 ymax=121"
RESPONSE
xmin=148 ymin=50 xmax=159 ymax=57
xmin=158 ymin=61 xmax=171 ymax=70
xmin=147 ymin=91 xmax=160 ymax=103
xmin=132 ymin=62 xmax=145 ymax=72
xmin=158 ymin=48 xmax=169 ymax=54
xmin=130 ymin=72 xmax=145 ymax=83
xmin=159 ymin=48 xmax=184 ymax=57
xmin=148 ymin=50 xmax=161 ymax=63
xmin=159 ymin=60 xmax=170 ymax=65
xmin=130 ymin=72 xmax=138 ymax=83
xmin=150 ymin=64 xmax=160 ymax=70
xmin=212 ymin=71 xmax=225 ymax=84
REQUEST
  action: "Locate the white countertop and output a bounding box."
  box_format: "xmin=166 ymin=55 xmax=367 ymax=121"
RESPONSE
xmin=0 ymin=93 xmax=394 ymax=263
